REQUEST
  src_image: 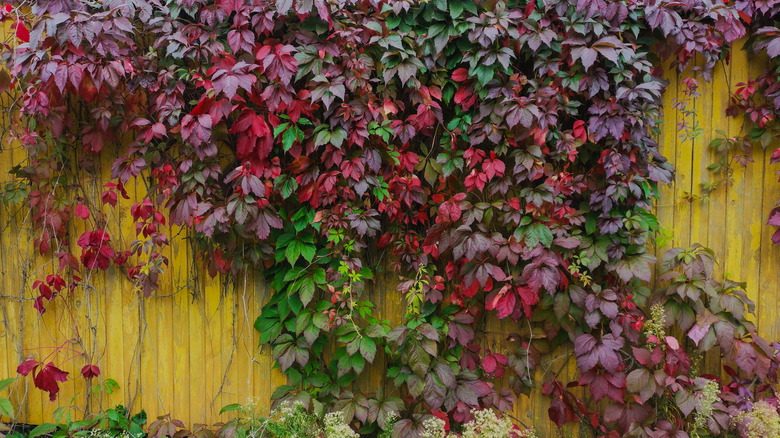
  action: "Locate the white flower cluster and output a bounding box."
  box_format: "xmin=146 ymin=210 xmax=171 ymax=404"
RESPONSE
xmin=265 ymin=401 xmax=322 ymax=437
xmin=416 ymin=410 xmax=535 ymax=438
xmin=515 ymin=429 xmax=538 ymax=438
xmin=693 ymin=379 xmax=720 ymax=430
xmin=87 ymin=430 xmax=133 ymax=438
xmin=734 ymin=401 xmax=780 ymax=438
xmin=420 ymin=417 xmax=447 ymax=438
xmin=643 ymin=304 xmax=667 ymax=342
xmin=323 ymin=412 xmax=359 ymax=438
xmin=461 ymin=409 xmax=516 ymax=438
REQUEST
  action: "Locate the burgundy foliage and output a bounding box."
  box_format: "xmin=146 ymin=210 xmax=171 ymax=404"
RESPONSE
xmin=1 ymin=0 xmax=779 ymax=436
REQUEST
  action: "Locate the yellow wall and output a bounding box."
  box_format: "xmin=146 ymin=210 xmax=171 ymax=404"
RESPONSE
xmin=1 ymin=47 xmax=779 ymax=436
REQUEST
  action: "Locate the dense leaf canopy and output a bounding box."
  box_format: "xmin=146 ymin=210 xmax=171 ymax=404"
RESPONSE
xmin=3 ymin=0 xmax=780 ymax=436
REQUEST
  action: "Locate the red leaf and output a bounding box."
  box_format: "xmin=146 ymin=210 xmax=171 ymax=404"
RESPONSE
xmin=34 ymin=296 xmax=47 ymax=314
xmin=74 ymin=203 xmax=90 ymax=219
xmin=517 ymin=285 xmax=539 ymax=318
xmin=102 ymin=189 xmax=117 ymax=206
xmin=483 ymin=354 xmax=497 ymax=374
xmin=485 ymin=284 xmax=516 ymax=319
xmin=34 ymin=362 xmax=69 ymax=401
xmin=769 ymin=207 xmax=780 ymax=226
xmin=57 ymin=251 xmax=80 ymax=271
xmin=481 ymin=157 xmax=505 ymax=180
xmin=17 ymin=359 xmax=39 ymax=376
xmin=14 ymin=20 xmax=29 ymax=42
xmin=80 ymin=364 xmax=100 ymax=379
xmin=548 ymin=398 xmax=573 ymax=427
xmin=451 ymin=68 xmax=469 ymax=82
xmin=190 ymin=96 xmax=215 ymax=116
xmin=430 ymin=410 xmax=450 ymax=432
xmin=38 ymin=283 xmax=52 ymax=299
xmin=462 ymin=280 xmax=481 ymax=298
xmin=573 ymin=120 xmax=587 ymax=141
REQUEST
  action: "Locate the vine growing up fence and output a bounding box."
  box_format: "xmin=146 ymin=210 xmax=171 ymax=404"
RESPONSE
xmin=2 ymin=0 xmax=780 ymax=436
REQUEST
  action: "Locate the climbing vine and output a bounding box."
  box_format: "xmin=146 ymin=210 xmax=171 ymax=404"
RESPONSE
xmin=1 ymin=0 xmax=780 ymax=436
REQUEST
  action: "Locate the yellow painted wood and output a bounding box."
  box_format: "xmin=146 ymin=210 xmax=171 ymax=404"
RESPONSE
xmin=2 ymin=38 xmax=780 ymax=438
xmin=171 ymin=236 xmax=192 ymax=424
xmin=702 ymin=60 xmax=729 ymax=373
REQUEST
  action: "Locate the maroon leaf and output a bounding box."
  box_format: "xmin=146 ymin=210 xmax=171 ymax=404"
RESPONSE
xmin=17 ymin=359 xmax=39 ymax=376
xmin=74 ymin=203 xmax=90 ymax=219
xmin=548 ymin=398 xmax=574 ymax=427
xmin=33 ymin=362 xmax=69 ymax=401
xmin=80 ymin=364 xmax=100 ymax=379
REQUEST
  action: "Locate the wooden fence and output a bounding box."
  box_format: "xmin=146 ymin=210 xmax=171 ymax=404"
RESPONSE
xmin=1 ymin=42 xmax=779 ymax=436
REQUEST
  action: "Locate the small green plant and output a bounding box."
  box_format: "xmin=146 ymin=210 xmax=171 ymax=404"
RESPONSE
xmin=691 ymin=379 xmax=721 ymax=437
xmin=91 ymin=405 xmax=146 ymax=438
xmin=0 ymin=378 xmax=17 ymax=438
xmin=90 ymin=379 xmax=120 ymax=397
xmin=219 ymin=400 xmax=361 ymax=438
xmin=0 ymin=378 xmax=15 ymax=421
xmin=262 ymin=403 xmax=322 ymax=438
xmin=13 ymin=404 xmax=146 ymax=438
xmin=322 ymin=412 xmax=358 ymax=438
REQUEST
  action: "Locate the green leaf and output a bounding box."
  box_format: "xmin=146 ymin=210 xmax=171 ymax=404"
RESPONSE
xmin=346 ymin=338 xmax=360 ymax=355
xmin=761 ymin=129 xmax=774 ymax=149
xmin=312 ymin=311 xmax=329 ymax=330
xmin=283 ymin=267 xmax=305 ymax=282
xmin=329 ymin=128 xmax=347 ymax=148
xmin=585 ymin=214 xmax=597 ymax=234
xmin=525 ymin=223 xmax=553 ymax=248
xmin=29 ymin=423 xmax=57 ymax=438
xmin=307 ymin=373 xmax=330 ymax=387
xmin=337 ymin=373 xmax=357 ymax=387
xmin=0 ymin=398 xmax=13 ymax=419
xmin=276 ymin=233 xmax=296 ymax=249
xmin=637 ymin=211 xmax=660 ymax=231
xmin=130 ymin=410 xmax=147 ymax=428
xmin=360 ymin=337 xmax=377 ymax=362
xmin=292 ymin=207 xmax=314 ymax=232
xmin=103 ymin=379 xmax=119 ymax=395
xmin=313 ymin=267 xmax=326 ymax=284
xmin=442 ymin=83 xmax=455 ymax=105
xmin=300 ymin=243 xmax=316 ymax=263
xmin=271 ymin=385 xmax=294 ymax=400
xmin=273 ymin=122 xmax=291 ymax=138
xmin=449 ymin=0 xmax=464 ymax=18
xmin=386 ymin=14 xmax=401 ymax=30
xmin=473 ymin=64 xmax=494 ymax=86
xmin=282 ymin=127 xmax=298 ymax=151
xmin=285 ymin=240 xmax=303 ymax=265
xmin=709 ymin=138 xmax=724 ymax=149
xmin=298 ymin=277 xmax=316 ymax=306
xmin=313 ymin=128 xmax=330 ymax=147
xmin=219 ymin=403 xmax=242 ymax=415
xmin=409 ymin=343 xmax=431 ymax=377
xmin=349 ymin=354 xmax=366 ymax=374
xmin=0 ymin=378 xmax=15 ymax=392
xmin=68 ymin=420 xmax=94 ymax=432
